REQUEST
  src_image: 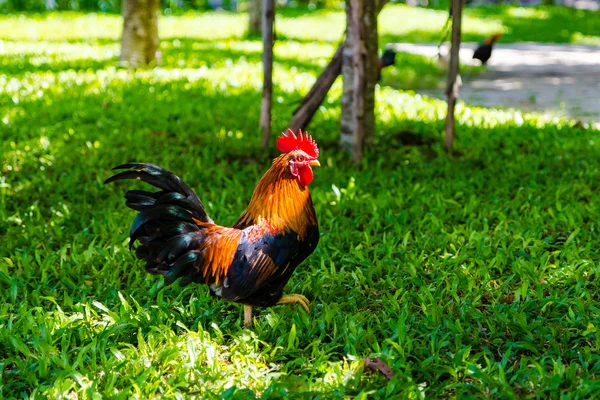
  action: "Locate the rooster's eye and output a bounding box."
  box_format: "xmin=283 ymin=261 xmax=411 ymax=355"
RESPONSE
xmin=297 ymin=156 xmax=304 ymax=162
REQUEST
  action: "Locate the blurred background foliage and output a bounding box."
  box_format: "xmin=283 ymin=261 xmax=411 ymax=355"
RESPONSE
xmin=0 ymin=0 xmax=345 ymax=13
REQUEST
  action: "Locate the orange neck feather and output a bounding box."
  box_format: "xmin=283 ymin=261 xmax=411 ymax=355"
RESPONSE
xmin=235 ymin=154 xmax=317 ymax=238
xmin=485 ymin=34 xmax=500 ymax=45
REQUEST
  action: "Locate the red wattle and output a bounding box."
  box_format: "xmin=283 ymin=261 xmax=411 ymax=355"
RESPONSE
xmin=298 ymin=166 xmax=313 ymax=187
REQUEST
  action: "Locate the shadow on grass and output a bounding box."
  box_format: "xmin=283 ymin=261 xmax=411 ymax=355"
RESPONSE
xmin=4 ymin=62 xmax=596 ymax=224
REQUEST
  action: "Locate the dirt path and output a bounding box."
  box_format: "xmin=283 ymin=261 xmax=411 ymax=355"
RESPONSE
xmin=389 ymin=43 xmax=600 ymax=124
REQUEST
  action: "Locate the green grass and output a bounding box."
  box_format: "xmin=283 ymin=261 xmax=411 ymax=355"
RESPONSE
xmin=2 ymin=7 xmax=600 ymax=399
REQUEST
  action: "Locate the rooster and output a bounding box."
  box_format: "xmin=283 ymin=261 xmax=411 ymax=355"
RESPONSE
xmin=105 ymin=129 xmax=321 ymax=327
xmin=472 ymin=33 xmax=502 ymax=65
xmin=377 ymin=48 xmax=396 ymax=81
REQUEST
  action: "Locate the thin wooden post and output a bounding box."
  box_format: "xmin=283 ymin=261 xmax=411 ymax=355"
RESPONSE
xmin=260 ymin=0 xmax=275 ymax=148
xmin=444 ymin=0 xmax=462 ymax=153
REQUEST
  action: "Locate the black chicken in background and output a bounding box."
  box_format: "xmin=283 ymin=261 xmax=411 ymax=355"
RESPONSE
xmin=377 ymin=49 xmax=396 ymax=81
xmin=473 ymin=33 xmax=502 ymax=65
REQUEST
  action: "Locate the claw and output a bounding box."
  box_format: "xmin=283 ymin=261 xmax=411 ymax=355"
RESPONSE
xmin=277 ymin=294 xmax=310 ymax=313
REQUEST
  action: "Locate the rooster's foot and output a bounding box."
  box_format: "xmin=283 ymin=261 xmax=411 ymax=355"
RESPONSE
xmin=243 ymin=305 xmax=253 ymax=328
xmin=277 ymin=294 xmax=310 ymax=312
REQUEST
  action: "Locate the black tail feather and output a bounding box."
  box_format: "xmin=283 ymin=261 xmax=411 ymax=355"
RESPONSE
xmin=130 ymin=204 xmax=196 ymax=238
xmin=157 ymin=232 xmax=203 ymax=263
xmin=123 ymin=190 xmax=165 ymax=211
xmin=164 ymin=251 xmax=204 ymax=284
xmin=106 ymin=163 xmax=214 ymax=285
xmin=105 ymin=163 xmax=212 ymax=224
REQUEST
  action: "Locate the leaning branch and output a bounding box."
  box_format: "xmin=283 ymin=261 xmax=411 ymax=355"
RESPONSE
xmin=443 ymin=0 xmax=462 ymax=153
xmin=288 ymin=44 xmax=343 ymax=133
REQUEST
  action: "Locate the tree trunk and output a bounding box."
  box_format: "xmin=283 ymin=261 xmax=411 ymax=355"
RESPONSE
xmin=120 ymin=0 xmax=161 ymax=68
xmin=288 ymin=0 xmax=388 ymax=135
xmin=260 ymin=0 xmax=275 ymax=148
xmin=248 ymin=0 xmax=262 ymax=35
xmin=341 ymin=0 xmax=379 ymax=164
xmin=444 ymin=0 xmax=462 ymax=153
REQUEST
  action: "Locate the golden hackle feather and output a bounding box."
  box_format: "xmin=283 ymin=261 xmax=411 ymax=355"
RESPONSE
xmin=236 ymin=152 xmax=317 ymax=239
xmin=187 ymin=151 xmax=316 ymax=285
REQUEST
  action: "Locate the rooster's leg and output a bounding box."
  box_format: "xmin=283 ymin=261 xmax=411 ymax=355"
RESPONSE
xmin=277 ymin=294 xmax=310 ymax=312
xmin=243 ymin=305 xmax=253 ymax=328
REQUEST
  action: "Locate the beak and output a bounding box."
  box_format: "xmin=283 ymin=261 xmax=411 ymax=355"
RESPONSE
xmin=309 ymin=160 xmax=321 ymax=167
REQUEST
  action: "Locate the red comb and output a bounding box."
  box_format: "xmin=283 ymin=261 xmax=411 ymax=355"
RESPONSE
xmin=276 ymin=129 xmax=319 ymax=158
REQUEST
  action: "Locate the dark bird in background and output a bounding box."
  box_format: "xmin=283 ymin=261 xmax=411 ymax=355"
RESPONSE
xmin=473 ymin=33 xmax=502 ymax=65
xmin=105 ymin=129 xmax=321 ymax=327
xmin=377 ymin=48 xmax=396 ymax=81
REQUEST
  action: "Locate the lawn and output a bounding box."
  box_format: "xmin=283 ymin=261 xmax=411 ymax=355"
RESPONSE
xmin=1 ymin=6 xmax=600 ymax=399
